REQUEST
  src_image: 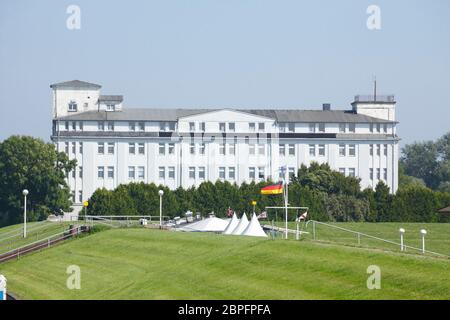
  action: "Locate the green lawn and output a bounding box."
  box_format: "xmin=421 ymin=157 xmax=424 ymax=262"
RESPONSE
xmin=269 ymin=221 xmax=450 ymax=256
xmin=1 ymin=228 xmax=449 ymax=300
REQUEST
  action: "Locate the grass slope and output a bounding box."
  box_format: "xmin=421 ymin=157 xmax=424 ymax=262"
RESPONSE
xmin=1 ymin=228 xmax=449 ymax=300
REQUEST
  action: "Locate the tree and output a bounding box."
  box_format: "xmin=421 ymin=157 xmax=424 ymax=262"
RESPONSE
xmin=374 ymin=181 xmax=392 ymax=221
xmin=0 ymin=135 xmax=76 ymax=226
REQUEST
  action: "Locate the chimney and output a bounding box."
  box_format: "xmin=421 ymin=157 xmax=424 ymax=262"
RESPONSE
xmin=322 ymin=103 xmax=331 ymax=111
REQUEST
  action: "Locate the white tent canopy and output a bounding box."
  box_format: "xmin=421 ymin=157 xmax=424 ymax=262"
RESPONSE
xmin=179 ymin=217 xmax=229 ymax=232
xmin=231 ymin=212 xmax=249 ymax=235
xmin=242 ymin=213 xmax=268 ymax=237
xmin=223 ymin=213 xmax=239 ymax=235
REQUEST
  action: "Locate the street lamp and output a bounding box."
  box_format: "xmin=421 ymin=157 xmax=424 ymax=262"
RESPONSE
xmin=158 ymin=190 xmax=164 ymax=228
xmin=420 ymin=229 xmax=427 ymax=253
xmin=22 ymin=189 xmax=29 ymax=238
xmin=251 ymin=200 xmax=257 ymax=215
xmin=399 ymin=228 xmax=405 ymax=251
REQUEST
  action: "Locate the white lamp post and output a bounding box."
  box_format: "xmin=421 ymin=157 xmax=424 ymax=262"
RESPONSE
xmin=158 ymin=190 xmax=164 ymax=228
xmin=420 ymin=229 xmax=427 ymax=253
xmin=399 ymin=228 xmax=405 ymax=251
xmin=22 ymin=189 xmax=29 ymax=238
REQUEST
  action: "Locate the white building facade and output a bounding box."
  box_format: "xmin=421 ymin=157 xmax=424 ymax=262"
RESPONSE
xmin=50 ymin=80 xmax=399 ymax=213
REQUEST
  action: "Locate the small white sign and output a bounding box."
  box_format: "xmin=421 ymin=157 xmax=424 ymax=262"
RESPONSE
xmin=0 ymin=274 xmax=7 ymax=300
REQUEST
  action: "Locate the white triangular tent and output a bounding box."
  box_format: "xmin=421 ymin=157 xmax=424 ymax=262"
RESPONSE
xmin=179 ymin=217 xmax=229 ymax=232
xmin=231 ymin=212 xmax=249 ymax=235
xmin=223 ymin=213 xmax=239 ymax=235
xmin=242 ymin=213 xmax=268 ymax=237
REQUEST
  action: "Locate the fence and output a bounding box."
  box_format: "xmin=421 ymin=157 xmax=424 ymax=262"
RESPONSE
xmin=84 ymin=215 xmax=170 ymax=228
xmin=305 ymin=220 xmax=448 ymax=258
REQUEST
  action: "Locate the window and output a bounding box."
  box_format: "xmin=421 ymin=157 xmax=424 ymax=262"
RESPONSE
xmin=159 ymin=143 xmax=165 ymax=155
xmin=279 ymin=123 xmax=286 ymax=133
xmin=376 ymin=123 xmax=381 ymax=133
xmin=65 ymin=142 xmax=69 ymax=153
xmin=79 ymin=142 xmax=83 ymax=154
xmin=229 ymin=143 xmax=235 ymax=155
xmin=370 ymin=124 xmax=374 ymax=133
xmin=98 ymin=121 xmax=105 ymax=131
xmin=258 ymin=123 xmax=265 ymax=131
xmin=258 ymin=167 xmax=265 ymax=180
xmin=79 ymin=122 xmax=83 ymax=131
xmin=229 ymin=167 xmax=235 ymax=180
xmin=68 ymin=101 xmax=77 ymax=112
xmin=72 ymin=169 xmax=76 ymax=178
xmin=72 ymin=142 xmax=76 ymax=154
xmin=199 ymin=143 xmax=205 ymax=155
xmin=384 ymin=144 xmax=388 ymax=156
xmin=249 ymin=167 xmax=256 ymax=179
xmin=339 ymin=123 xmax=346 ymax=133
xmin=106 ymin=104 xmax=115 ymax=111
xmin=288 ymin=123 xmax=295 ymax=133
xmin=219 ymin=122 xmax=226 ymax=132
xmin=65 ymin=121 xmax=69 ymax=131
xmin=107 ymin=166 xmax=114 ymax=179
xmin=339 ymin=144 xmax=346 ymax=156
xmin=383 ymin=124 xmax=388 ymax=133
xmin=258 ymin=144 xmax=265 ymax=155
xmin=199 ymin=167 xmax=205 ymax=180
xmin=383 ymin=168 xmax=387 ymax=180
xmin=249 ymin=122 xmax=255 ymax=132
xmin=376 ymin=144 xmax=380 ymax=156
xmin=138 ymin=143 xmax=145 ymax=155
xmin=348 ymin=123 xmax=356 ymax=133
xmin=349 ymin=144 xmax=356 ymax=156
xmin=288 ymin=144 xmax=295 ymax=156
xmin=159 ymin=167 xmax=165 ymax=179
xmin=168 ymin=122 xmax=176 ymax=131
xmin=318 ymin=144 xmax=325 ymax=156
xmin=200 ymin=122 xmax=206 ymax=132
xmin=309 ymin=144 xmax=315 ymax=156
xmin=228 ymin=122 xmax=235 ymax=132
xmin=129 ymin=143 xmax=135 ymax=154
xmin=370 ymin=168 xmax=374 ymax=180
xmin=376 ymin=168 xmax=381 ymax=180
xmin=97 ymin=142 xmax=104 ymax=154
xmin=288 ymin=167 xmax=296 ymax=179
xmin=138 ymin=122 xmax=145 ymax=131
xmin=138 ymin=167 xmax=145 ymax=180
xmin=72 ymin=122 xmax=76 ymax=131
xmin=168 ymin=167 xmax=175 ymax=179
xmin=249 ymin=144 xmax=255 ymax=155
xmin=339 ymin=168 xmax=346 ymax=175
xmin=244 ymin=136 xmax=249 ymax=144
xmin=189 ymin=122 xmax=195 ymax=132
xmin=219 ymin=167 xmax=225 ymax=179
xmin=79 ymin=166 xmax=83 ymax=178
xmin=129 ymin=122 xmax=136 ymax=131
xmin=318 ymin=123 xmax=325 ymax=133
xmin=107 ymin=142 xmax=114 ymax=154
xmin=107 ymin=121 xmax=114 ymax=131
xmin=159 ymin=122 xmax=166 ymax=131
xmin=168 ymin=143 xmax=175 ymax=154
xmin=78 ymin=191 xmax=83 ymax=203
xmin=309 ymin=123 xmax=316 ymax=133
xmin=190 ymin=143 xmax=195 ymax=155
xmin=97 ymin=166 xmax=104 ymax=179
xmin=189 ymin=167 xmax=195 ymax=179
xmin=128 ymin=166 xmax=135 ymax=179
xmin=279 ymin=144 xmax=285 ymax=156
xmin=370 ymin=144 xmax=374 ymax=156
xmin=348 ymin=168 xmax=356 ymax=177
xmin=219 ymin=143 xmax=225 ymax=155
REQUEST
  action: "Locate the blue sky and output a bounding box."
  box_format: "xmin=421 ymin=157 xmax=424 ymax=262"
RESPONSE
xmin=0 ymin=0 xmax=449 ymax=146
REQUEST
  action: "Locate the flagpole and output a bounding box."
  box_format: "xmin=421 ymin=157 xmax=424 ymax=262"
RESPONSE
xmin=284 ymin=171 xmax=288 ymax=240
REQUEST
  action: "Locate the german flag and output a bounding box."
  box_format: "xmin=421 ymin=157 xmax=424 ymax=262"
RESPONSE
xmin=260 ymin=183 xmax=283 ymax=195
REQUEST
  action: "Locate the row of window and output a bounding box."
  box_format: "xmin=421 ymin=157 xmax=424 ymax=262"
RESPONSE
xmin=370 ymin=144 xmax=388 ymax=156
xmin=65 ymin=142 xmax=83 ymax=154
xmin=370 ymin=168 xmax=388 ymax=181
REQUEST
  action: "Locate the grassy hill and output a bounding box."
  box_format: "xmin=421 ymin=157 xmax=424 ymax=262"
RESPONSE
xmin=1 ymin=227 xmax=449 ymax=300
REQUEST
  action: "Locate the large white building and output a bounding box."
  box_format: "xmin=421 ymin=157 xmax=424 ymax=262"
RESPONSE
xmin=50 ymin=80 xmax=399 ymax=213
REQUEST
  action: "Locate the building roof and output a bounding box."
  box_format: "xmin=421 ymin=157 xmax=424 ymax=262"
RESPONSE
xmin=98 ymin=95 xmax=123 ymax=103
xmin=50 ymin=80 xmax=102 ymax=89
xmin=56 ymin=108 xmax=395 ymax=123
xmin=438 ymin=205 xmax=450 ymax=214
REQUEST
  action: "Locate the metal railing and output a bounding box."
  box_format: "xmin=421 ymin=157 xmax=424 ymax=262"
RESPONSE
xmin=354 ymin=95 xmax=395 ymax=103
xmin=305 ymin=220 xmax=448 ymax=258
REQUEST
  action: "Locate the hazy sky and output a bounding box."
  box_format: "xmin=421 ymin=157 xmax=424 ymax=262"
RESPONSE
xmin=1 ymin=0 xmax=449 ymax=146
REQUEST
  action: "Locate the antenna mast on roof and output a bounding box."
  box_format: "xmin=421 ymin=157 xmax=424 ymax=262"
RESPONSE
xmin=373 ymin=75 xmax=377 ymax=102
